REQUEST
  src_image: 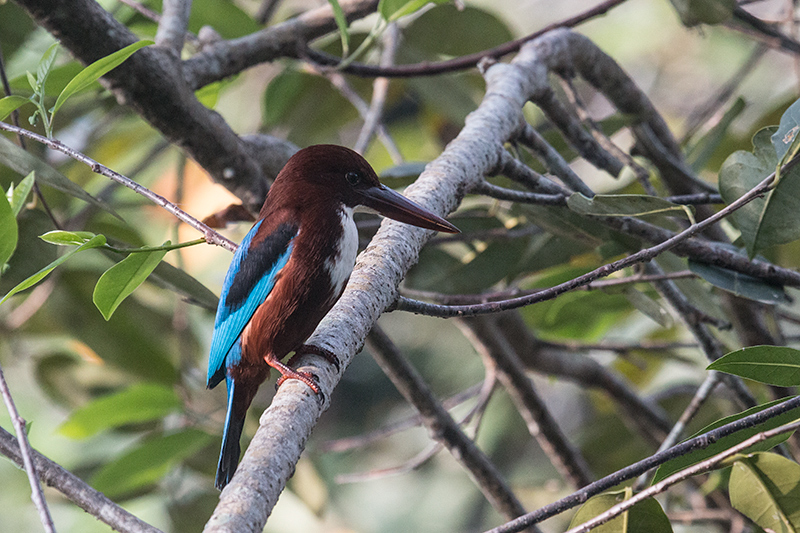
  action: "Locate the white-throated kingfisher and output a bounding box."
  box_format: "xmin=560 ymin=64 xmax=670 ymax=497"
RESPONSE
xmin=207 ymin=144 xmax=458 ymax=489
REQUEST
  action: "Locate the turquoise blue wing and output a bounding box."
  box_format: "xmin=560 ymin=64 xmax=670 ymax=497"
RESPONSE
xmin=207 ymin=220 xmax=298 ymax=388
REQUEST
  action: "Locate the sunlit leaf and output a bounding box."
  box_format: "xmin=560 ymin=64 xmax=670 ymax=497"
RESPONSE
xmin=730 ymin=452 xmax=800 ymax=533
xmin=653 ymin=398 xmax=800 ymax=483
xmin=52 ymin=40 xmax=152 ymax=116
xmin=569 ymin=488 xmax=673 ymax=532
xmin=0 ymin=95 xmax=30 ymax=120
xmin=719 ymin=127 xmax=800 ymax=256
xmin=328 ymin=0 xmax=350 ymax=56
xmin=0 ymin=234 xmax=106 ymax=305
xmin=0 ymin=193 xmax=17 ymax=274
xmin=379 ymin=0 xmax=449 ymax=21
xmin=8 ymin=172 xmax=35 ymax=218
xmin=59 ymin=382 xmax=181 ymax=439
xmin=93 ymin=246 xmax=168 ymax=320
xmin=708 ymin=346 xmax=800 ymax=386
xmin=40 ymin=230 xmax=101 ymax=246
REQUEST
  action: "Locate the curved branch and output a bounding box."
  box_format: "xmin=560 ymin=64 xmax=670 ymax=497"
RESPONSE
xmin=182 ymin=0 xmax=380 ymax=89
xmin=303 ymin=0 xmax=630 ymax=78
xmin=12 ymin=0 xmax=296 ymax=210
xmin=0 ymin=427 xmax=162 ymax=533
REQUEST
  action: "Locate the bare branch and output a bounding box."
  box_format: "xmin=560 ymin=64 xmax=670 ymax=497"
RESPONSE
xmin=303 ymin=0 xmax=630 ymax=78
xmin=183 ymin=0 xmax=380 ymax=89
xmin=0 ymin=365 xmax=55 ymax=533
xmin=0 ymin=122 xmax=237 ymax=252
xmin=484 ymin=396 xmax=800 ymax=533
xmin=365 ymin=326 xmax=536 ymax=526
xmin=0 ymin=427 xmax=163 ymax=533
xmin=458 ymin=316 xmax=594 ymax=488
xmin=155 ymin=0 xmax=192 ymax=53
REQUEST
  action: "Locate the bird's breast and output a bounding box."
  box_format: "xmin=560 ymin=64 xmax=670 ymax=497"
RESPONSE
xmin=325 ymin=206 xmax=358 ymax=299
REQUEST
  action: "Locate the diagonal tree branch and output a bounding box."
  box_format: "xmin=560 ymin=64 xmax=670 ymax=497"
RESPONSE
xmin=0 ymin=427 xmax=163 ymax=533
xmin=12 ymin=0 xmax=297 ymax=210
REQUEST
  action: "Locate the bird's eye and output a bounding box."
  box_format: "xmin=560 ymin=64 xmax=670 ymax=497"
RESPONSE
xmin=345 ymin=171 xmax=362 ymax=186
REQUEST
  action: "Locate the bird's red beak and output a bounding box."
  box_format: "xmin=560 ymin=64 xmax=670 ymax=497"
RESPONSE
xmin=359 ymin=185 xmax=459 ymax=234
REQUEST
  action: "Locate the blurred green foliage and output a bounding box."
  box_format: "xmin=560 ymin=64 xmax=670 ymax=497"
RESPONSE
xmin=2 ymin=0 xmax=800 ymax=532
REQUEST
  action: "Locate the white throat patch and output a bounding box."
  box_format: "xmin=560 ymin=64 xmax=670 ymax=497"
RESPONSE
xmin=326 ymin=206 xmax=358 ymax=297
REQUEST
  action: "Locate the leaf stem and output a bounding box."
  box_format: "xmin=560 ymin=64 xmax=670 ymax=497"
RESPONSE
xmin=104 ymin=237 xmax=206 ymax=254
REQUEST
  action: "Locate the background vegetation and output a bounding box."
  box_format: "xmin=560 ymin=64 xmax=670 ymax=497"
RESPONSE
xmin=3 ymin=0 xmax=800 ymax=532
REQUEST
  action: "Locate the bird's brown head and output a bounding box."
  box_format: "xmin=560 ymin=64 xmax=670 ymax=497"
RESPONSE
xmin=265 ymin=144 xmax=458 ymax=233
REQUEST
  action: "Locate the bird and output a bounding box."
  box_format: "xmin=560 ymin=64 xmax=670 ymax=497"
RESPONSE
xmin=207 ymin=144 xmax=458 ymax=489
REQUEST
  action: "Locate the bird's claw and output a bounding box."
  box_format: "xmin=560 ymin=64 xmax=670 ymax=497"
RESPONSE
xmin=292 ymin=344 xmax=341 ymax=372
xmin=274 ymin=368 xmax=326 ymax=403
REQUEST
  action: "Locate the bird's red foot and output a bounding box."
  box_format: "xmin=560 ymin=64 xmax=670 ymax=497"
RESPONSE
xmin=288 ymin=344 xmax=341 ymax=372
xmin=266 ymin=357 xmax=323 ymax=396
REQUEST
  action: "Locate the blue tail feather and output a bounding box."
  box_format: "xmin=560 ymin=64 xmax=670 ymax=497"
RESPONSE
xmin=215 ymin=376 xmax=245 ymax=490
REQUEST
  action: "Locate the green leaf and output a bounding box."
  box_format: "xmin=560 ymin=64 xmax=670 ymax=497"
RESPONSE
xmin=90 ymin=429 xmax=212 ymax=497
xmin=569 ymin=488 xmax=673 ymax=532
xmin=772 ymin=96 xmax=800 ymax=165
xmin=730 ymin=452 xmax=800 ymax=533
xmin=8 ymin=172 xmax=35 ymax=218
xmin=652 ymin=398 xmax=800 ymax=483
xmin=687 ymin=97 xmax=745 ymax=172
xmin=622 ymin=287 xmax=672 ymax=328
xmin=719 ymin=126 xmax=800 ymax=257
xmin=59 ymin=382 xmax=181 ymax=439
xmin=0 ymin=95 xmax=30 ymax=120
xmin=379 ymin=0 xmax=449 ymax=21
xmin=52 ymin=40 xmax=152 ymax=117
xmin=93 ymin=246 xmax=168 ymax=320
xmin=0 ymin=135 xmax=115 ymax=215
xmin=404 ymin=5 xmax=514 ymax=57
xmin=148 ymin=260 xmax=218 ymax=311
xmin=668 ymin=0 xmax=736 ymax=26
xmin=708 ymin=346 xmax=800 ymax=387
xmin=0 ymin=234 xmax=106 ymax=305
xmin=35 ymin=43 xmax=60 ymax=92
xmin=0 ymin=193 xmax=18 ymax=274
xmin=40 ymin=230 xmax=101 ymax=246
xmin=567 ymin=193 xmax=692 ymax=220
xmin=688 ymin=256 xmax=789 ymax=304
xmin=328 ymin=0 xmax=350 ymax=56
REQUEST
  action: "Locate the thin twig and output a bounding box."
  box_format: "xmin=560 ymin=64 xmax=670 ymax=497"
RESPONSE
xmin=311 ymin=66 xmax=403 ymax=162
xmin=681 ymin=44 xmax=768 ymax=142
xmin=564 ymin=419 xmax=800 ymax=533
xmin=0 ymin=427 xmax=163 ymax=533
xmin=514 ymin=124 xmax=591 ymax=196
xmin=304 ymin=0 xmax=630 ymax=78
xmin=366 ymin=325 xmax=538 ymax=530
xmin=484 ymin=395 xmax=800 ymax=533
xmin=394 ymin=154 xmax=797 ymax=317
xmin=635 ymin=371 xmax=722 ymax=489
xmin=354 ymin=24 xmax=400 ymax=158
xmin=458 ymin=316 xmax=594 ymax=488
xmin=0 ymin=122 xmax=236 ymax=252
xmin=0 ymin=365 xmax=56 ymax=533
xmin=0 ymin=43 xmax=62 ymax=230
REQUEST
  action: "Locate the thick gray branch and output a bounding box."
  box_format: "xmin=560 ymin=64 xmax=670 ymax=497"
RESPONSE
xmin=183 ymin=0 xmax=380 ymax=90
